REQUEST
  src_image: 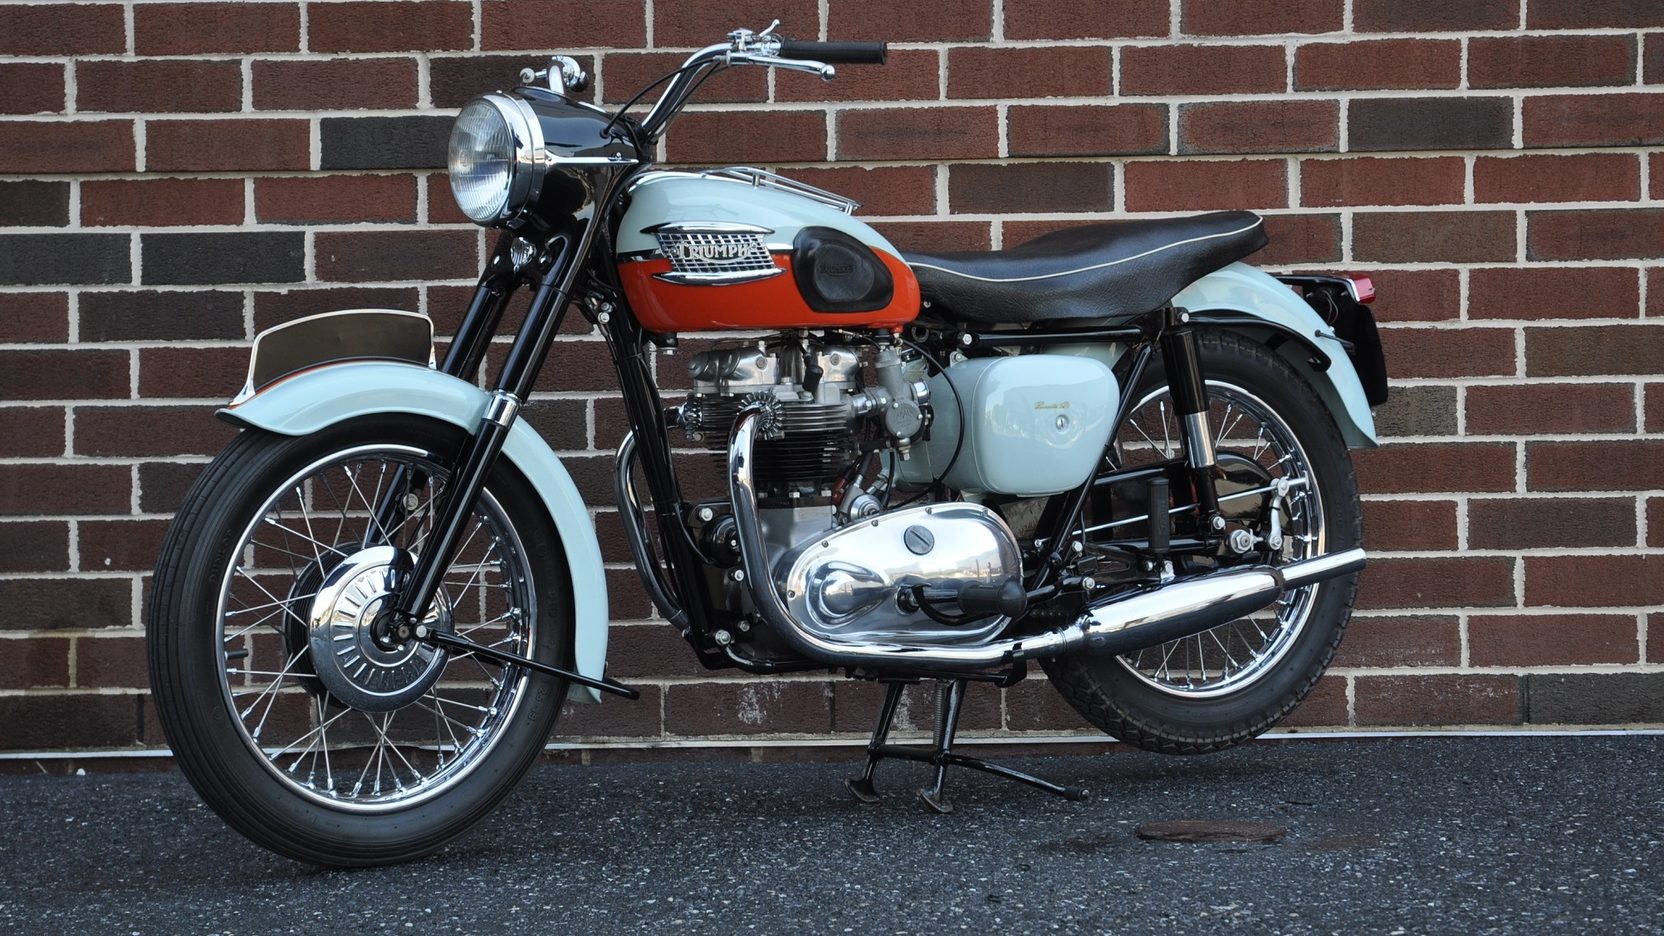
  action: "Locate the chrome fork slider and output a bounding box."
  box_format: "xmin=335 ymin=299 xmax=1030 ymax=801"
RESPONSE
xmin=726 ymin=406 xmax=1366 ymax=668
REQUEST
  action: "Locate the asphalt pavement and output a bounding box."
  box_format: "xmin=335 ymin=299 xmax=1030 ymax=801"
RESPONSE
xmin=2 ymin=736 xmax=1661 ymax=934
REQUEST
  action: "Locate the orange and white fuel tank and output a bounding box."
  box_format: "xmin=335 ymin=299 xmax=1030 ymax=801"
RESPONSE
xmin=614 ymin=168 xmax=920 ymax=333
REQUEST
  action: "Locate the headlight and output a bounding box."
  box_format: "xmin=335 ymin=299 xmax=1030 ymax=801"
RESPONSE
xmin=447 ymin=95 xmax=544 ymax=225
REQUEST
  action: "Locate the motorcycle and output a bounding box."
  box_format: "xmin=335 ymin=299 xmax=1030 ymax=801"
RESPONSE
xmin=148 ymin=23 xmax=1387 ymax=866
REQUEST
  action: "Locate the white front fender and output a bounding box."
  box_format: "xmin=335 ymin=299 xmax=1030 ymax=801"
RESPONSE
xmin=221 ymin=360 xmax=609 ymax=702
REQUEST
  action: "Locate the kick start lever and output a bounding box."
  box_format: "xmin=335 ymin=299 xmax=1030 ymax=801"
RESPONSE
xmin=417 ymin=626 xmax=641 ymax=700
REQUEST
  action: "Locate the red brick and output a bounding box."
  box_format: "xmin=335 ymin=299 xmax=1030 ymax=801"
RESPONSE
xmin=74 ymin=406 xmax=234 ymax=457
xmin=0 ymin=520 xmax=69 ymax=573
xmin=1379 ymin=327 xmax=1514 ymax=379
xmin=950 ymin=163 xmax=1112 ymax=214
xmin=1124 ymin=159 xmax=1286 ymax=212
xmin=602 ymin=53 xmax=767 ymax=106
xmin=74 ymin=636 xmax=150 ymax=690
xmin=0 ymin=464 xmax=131 ymax=516
xmin=837 ymin=107 xmax=997 ymax=161
xmin=948 ymin=46 xmax=1109 ymax=99
xmin=1354 ymin=442 xmax=1517 ymax=494
xmin=1350 ymin=97 xmax=1513 ymax=152
xmin=655 ymin=0 xmax=818 ymax=46
xmin=0 ymin=4 xmax=126 ymax=54
xmin=1652 ymin=268 xmax=1664 ymax=316
xmin=1469 ymin=497 xmax=1638 ymax=550
xmin=1332 ymin=616 xmax=1460 ymax=668
xmin=664 ymin=681 xmax=833 ymax=735
xmin=0 ymin=293 xmax=70 ymax=342
xmin=137 ymin=462 xmax=206 ymax=514
xmin=481 ymin=0 xmax=645 ymax=50
xmin=423 ymin=174 xmax=469 ymax=225
xmin=1476 ymin=154 xmax=1640 ymax=205
xmin=1353 ymin=211 xmax=1517 ymax=264
xmin=1299 ymin=157 xmax=1464 ymax=208
xmin=137 ymin=347 xmax=248 ymax=398
xmin=1368 ymin=269 xmax=1460 ymax=323
xmin=0 ymin=407 xmax=66 ymax=457
xmin=1649 ymin=384 xmax=1664 ymax=434
xmin=1254 ymin=213 xmax=1339 ymax=265
xmin=1294 ymin=39 xmax=1460 ymax=91
xmin=1362 ymin=499 xmax=1458 ymax=551
xmin=1528 ymin=209 xmax=1664 ymax=262
xmin=560 ymin=686 xmax=663 ymax=739
xmin=667 ymin=110 xmax=828 ymax=164
xmin=1649 ymin=498 xmax=1664 ymax=548
xmin=0 ymin=349 xmax=127 ymax=401
xmin=1008 ymin=104 xmax=1167 ymax=157
xmin=1353 ymin=0 xmax=1517 ymax=31
xmin=1374 ymin=386 xmax=1457 ymax=437
xmin=1527 ymin=440 xmax=1664 ymax=492
xmin=1466 ymin=384 xmax=1636 ymax=435
xmin=77 ymin=519 xmax=170 ymax=573
xmin=871 ymin=220 xmax=992 ymax=253
xmin=1181 ymin=0 xmax=1342 ymax=35
xmin=1356 ymin=557 xmax=1517 ymax=610
xmin=1468 ymin=267 xmax=1639 ymax=320
xmin=1527 ymin=0 xmax=1664 ymax=28
xmin=834 ymin=680 xmax=1002 ymax=734
xmin=0 ymin=637 xmax=69 ymax=690
xmin=1524 ymin=94 xmax=1664 ymax=148
xmin=0 ymin=63 xmax=66 ymax=115
xmin=255 ymin=175 xmax=417 ymax=224
xmin=315 ymin=230 xmax=479 ymax=283
xmin=309 ymin=1 xmax=472 ymax=53
xmin=78 ymin=61 xmax=242 ymax=114
xmin=1471 ymin=614 xmax=1637 ymax=667
xmin=1278 ymin=674 xmax=1349 ymax=727
xmin=1177 ymin=100 xmax=1339 ymax=155
xmin=82 ymin=290 xmax=244 ymax=342
xmin=1648 ymin=36 xmax=1664 ymax=85
xmin=1355 ymin=675 xmax=1520 ymax=726
xmin=521 ymin=341 xmax=622 ymax=393
xmin=1005 ymin=0 xmax=1168 ymax=38
xmin=828 ymin=0 xmax=993 ymax=41
xmin=253 ymin=58 xmax=420 ymax=111
xmin=1525 ymin=555 xmax=1664 ymax=607
xmin=1470 ymin=35 xmax=1636 ymax=90
xmin=0 ymin=120 xmax=134 ymax=174
xmin=146 ymin=119 xmax=309 ymax=173
xmin=252 ymin=286 xmax=419 ymax=331
xmin=0 ymin=694 xmax=140 ymax=748
xmin=1122 ymin=44 xmax=1285 ymax=96
xmin=780 ymin=166 xmax=937 ymax=216
xmin=135 ymin=3 xmax=301 ymax=54
xmin=779 ymin=50 xmax=939 ymax=103
xmin=81 ymin=179 xmax=244 ymax=227
xmin=1526 ymin=324 xmax=1664 ymax=378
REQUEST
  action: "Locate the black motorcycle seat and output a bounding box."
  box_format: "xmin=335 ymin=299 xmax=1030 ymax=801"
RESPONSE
xmin=904 ymin=211 xmax=1268 ymax=325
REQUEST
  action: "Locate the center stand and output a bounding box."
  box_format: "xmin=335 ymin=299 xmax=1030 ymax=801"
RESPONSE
xmin=846 ymin=679 xmax=1089 ymax=814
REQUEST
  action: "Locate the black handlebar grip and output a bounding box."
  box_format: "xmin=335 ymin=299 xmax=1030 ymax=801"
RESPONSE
xmin=777 ymin=39 xmax=889 ymax=65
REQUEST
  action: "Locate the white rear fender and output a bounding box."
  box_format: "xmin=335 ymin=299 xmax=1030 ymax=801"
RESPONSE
xmin=220 ymin=360 xmax=610 ymax=703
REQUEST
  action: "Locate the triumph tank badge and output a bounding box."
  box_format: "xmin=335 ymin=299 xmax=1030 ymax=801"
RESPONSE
xmin=903 ymin=525 xmax=935 ymax=555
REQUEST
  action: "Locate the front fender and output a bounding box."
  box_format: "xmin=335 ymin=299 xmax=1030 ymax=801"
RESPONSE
xmin=1173 ymin=262 xmax=1378 ymax=448
xmin=221 ymin=361 xmax=609 ymax=702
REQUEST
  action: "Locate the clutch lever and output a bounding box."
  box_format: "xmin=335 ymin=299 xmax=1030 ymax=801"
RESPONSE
xmin=731 ymin=52 xmax=836 ymax=80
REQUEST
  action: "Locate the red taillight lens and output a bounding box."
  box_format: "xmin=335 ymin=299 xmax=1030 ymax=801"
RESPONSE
xmin=1344 ymin=274 xmax=1375 ymax=304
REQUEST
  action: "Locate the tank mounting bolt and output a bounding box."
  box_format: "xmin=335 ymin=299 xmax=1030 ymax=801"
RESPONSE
xmin=714 ymin=629 xmax=733 ymax=646
xmin=959 ymin=333 xmax=974 ymax=347
xmin=1211 ymin=514 xmax=1227 ymax=531
xmin=698 ymin=506 xmax=715 ymax=521
xmin=730 ymin=568 xmax=746 ymax=582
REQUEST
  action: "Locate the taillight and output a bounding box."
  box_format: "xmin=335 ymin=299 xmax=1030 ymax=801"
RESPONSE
xmin=1343 ymin=274 xmax=1375 ymax=304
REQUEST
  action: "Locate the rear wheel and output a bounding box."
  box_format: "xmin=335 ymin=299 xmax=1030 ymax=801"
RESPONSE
xmin=148 ymin=415 xmax=572 ymax=866
xmin=1041 ymin=331 xmax=1361 ymax=753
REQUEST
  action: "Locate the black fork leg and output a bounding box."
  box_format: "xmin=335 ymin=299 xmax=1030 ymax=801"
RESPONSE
xmin=847 ymin=681 xmax=905 ymax=804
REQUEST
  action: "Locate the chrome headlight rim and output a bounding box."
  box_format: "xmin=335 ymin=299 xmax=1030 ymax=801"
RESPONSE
xmin=450 ymin=93 xmax=547 ymax=226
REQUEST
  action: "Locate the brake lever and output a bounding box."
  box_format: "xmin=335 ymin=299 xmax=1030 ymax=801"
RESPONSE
xmin=730 ymin=52 xmax=836 ymax=81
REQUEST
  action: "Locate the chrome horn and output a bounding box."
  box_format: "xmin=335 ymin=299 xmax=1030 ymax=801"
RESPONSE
xmin=727 ymin=406 xmax=1366 ymax=670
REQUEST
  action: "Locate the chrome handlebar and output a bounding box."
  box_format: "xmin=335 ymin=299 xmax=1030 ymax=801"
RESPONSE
xmin=638 ymin=22 xmax=837 ymax=141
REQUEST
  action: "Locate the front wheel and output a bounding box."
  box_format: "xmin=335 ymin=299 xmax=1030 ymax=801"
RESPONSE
xmin=1042 ymin=330 xmax=1362 ymax=754
xmin=148 ymin=414 xmax=573 ymax=866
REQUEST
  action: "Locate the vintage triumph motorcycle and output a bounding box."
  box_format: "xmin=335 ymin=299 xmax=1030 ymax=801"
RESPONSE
xmin=148 ymin=24 xmax=1387 ymax=866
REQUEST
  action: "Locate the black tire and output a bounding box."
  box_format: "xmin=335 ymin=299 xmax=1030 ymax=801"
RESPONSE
xmin=147 ymin=415 xmax=573 ymax=866
xmin=1041 ymin=330 xmax=1362 ymax=754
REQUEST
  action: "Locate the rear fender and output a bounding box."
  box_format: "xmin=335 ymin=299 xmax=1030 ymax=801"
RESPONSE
xmin=1173 ymin=262 xmax=1379 ymax=448
xmin=220 ymin=360 xmax=610 ymax=702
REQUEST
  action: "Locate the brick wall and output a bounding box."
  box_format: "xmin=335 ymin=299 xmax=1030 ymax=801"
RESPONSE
xmin=1 ymin=0 xmax=1661 ymax=753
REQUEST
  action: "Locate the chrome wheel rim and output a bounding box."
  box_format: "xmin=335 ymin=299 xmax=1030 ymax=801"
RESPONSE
xmin=214 ymin=444 xmax=536 ymax=812
xmin=1109 ymin=381 xmax=1326 ymax=698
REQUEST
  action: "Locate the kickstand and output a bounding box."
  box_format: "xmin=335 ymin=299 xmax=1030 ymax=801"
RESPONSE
xmin=845 ymin=678 xmax=1089 ymax=814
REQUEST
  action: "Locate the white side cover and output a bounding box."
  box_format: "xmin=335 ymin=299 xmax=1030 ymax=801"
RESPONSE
xmin=220 ymin=361 xmax=609 ymax=703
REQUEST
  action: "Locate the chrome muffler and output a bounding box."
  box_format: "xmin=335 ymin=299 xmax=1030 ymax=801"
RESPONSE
xmin=727 ymin=409 xmax=1365 ymax=671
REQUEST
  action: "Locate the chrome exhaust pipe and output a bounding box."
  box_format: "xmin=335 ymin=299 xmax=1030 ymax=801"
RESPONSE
xmin=728 ymin=409 xmax=1364 ymax=670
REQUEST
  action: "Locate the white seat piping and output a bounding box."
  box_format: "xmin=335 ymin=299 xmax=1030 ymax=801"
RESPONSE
xmin=906 ymin=217 xmax=1264 ymax=284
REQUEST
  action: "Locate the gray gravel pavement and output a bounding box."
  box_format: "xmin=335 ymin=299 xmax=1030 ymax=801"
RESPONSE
xmin=1 ymin=736 xmax=1661 ymax=934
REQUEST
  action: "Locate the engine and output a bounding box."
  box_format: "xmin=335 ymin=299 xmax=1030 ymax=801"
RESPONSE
xmin=675 ymin=336 xmax=931 ymax=504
